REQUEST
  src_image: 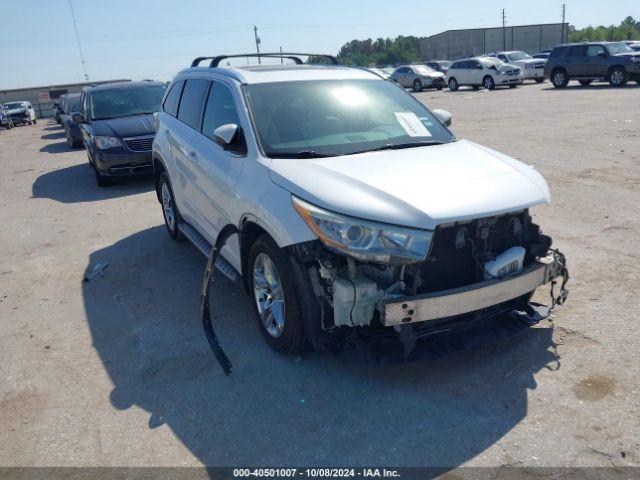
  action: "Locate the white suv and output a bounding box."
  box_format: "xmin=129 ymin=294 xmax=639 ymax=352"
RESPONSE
xmin=446 ymin=57 xmax=523 ymax=91
xmin=488 ymin=51 xmax=546 ymax=83
xmin=153 ymin=53 xmax=567 ymax=359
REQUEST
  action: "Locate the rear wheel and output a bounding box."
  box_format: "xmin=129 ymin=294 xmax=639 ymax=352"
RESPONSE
xmin=249 ymin=235 xmax=307 ymax=355
xmin=448 ymin=78 xmax=459 ymax=91
xmin=608 ymin=67 xmax=628 ymax=87
xmin=551 ymin=69 xmax=569 ymax=88
xmin=158 ymin=171 xmax=184 ymax=241
xmin=483 ymin=75 xmax=496 ymax=90
xmin=579 ymin=79 xmax=593 ymax=86
xmin=412 ymin=79 xmax=423 ymax=92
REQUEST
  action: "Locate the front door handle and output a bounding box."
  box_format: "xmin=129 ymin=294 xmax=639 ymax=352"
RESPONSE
xmin=189 ymin=151 xmax=199 ymax=165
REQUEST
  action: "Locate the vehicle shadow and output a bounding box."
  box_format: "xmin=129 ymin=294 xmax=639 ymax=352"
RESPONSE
xmin=40 ymin=141 xmax=72 ymax=154
xmin=82 ymin=226 xmax=560 ymax=469
xmin=543 ymin=83 xmax=640 ymax=91
xmin=41 ymin=131 xmax=65 ymax=140
xmin=43 ymin=124 xmax=63 ymax=131
xmin=32 ymin=163 xmax=153 ymax=203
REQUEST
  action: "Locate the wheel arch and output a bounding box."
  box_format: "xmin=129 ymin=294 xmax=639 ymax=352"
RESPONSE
xmin=152 ymin=154 xmax=167 ymax=203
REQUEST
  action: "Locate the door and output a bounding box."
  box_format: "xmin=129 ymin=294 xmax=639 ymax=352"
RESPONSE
xmin=189 ymin=81 xmax=245 ymax=267
xmin=396 ymin=67 xmax=412 ymax=87
xmin=584 ymin=45 xmax=608 ymax=77
xmin=564 ymin=45 xmax=587 ymax=76
xmin=468 ymin=60 xmax=484 ymax=85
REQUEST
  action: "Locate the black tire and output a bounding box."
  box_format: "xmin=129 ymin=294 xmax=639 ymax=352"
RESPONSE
xmin=472 ymin=85 xmax=480 ymax=90
xmin=608 ymin=67 xmax=628 ymax=87
xmin=94 ymin=166 xmax=111 ymax=187
xmin=483 ymin=75 xmax=496 ymax=90
xmin=436 ymin=85 xmax=443 ymax=91
xmin=448 ymin=77 xmax=459 ymax=91
xmin=33 ymin=118 xmax=37 ymax=124
xmin=412 ymin=79 xmax=423 ymax=92
xmin=579 ymin=79 xmax=593 ymax=86
xmin=248 ymin=235 xmax=307 ymax=355
xmin=535 ymin=78 xmax=545 ymax=84
xmin=158 ymin=171 xmax=184 ymax=241
xmin=509 ymin=84 xmax=518 ymax=88
xmin=551 ymin=69 xmax=569 ymax=88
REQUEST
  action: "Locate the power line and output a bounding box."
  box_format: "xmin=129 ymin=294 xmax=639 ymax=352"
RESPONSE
xmin=68 ymin=0 xmax=89 ymax=81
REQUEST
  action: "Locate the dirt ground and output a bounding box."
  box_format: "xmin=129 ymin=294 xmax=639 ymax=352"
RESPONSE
xmin=0 ymin=81 xmax=639 ymax=470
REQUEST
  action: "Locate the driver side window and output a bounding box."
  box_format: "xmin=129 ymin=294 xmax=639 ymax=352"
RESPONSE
xmin=587 ymin=45 xmax=605 ymax=57
xmin=201 ymin=82 xmax=241 ymax=142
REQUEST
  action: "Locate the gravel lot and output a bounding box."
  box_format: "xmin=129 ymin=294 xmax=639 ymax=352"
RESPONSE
xmin=1 ymin=81 xmax=639 ymax=470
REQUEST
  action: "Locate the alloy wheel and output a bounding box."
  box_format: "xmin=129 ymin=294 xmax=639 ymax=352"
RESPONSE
xmin=253 ymin=253 xmax=286 ymax=338
xmin=161 ymin=182 xmax=175 ymax=232
xmin=610 ymin=70 xmax=624 ymax=86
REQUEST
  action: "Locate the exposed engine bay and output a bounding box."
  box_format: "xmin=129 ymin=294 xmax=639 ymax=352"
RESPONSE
xmin=291 ymin=209 xmax=569 ymax=358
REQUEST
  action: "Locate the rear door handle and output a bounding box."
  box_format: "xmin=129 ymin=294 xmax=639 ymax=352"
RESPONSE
xmin=189 ymin=151 xmax=199 ymax=165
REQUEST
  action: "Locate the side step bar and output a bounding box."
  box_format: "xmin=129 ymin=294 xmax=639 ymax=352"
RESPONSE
xmin=178 ymin=221 xmax=239 ymax=282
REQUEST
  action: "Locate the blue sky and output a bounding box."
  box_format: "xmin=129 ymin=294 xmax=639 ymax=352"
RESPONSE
xmin=2 ymin=0 xmax=638 ymax=89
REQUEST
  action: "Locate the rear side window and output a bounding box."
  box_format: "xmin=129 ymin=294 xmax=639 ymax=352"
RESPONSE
xmin=201 ymin=82 xmax=240 ymax=141
xmin=567 ymin=46 xmax=586 ymax=57
xmin=177 ymin=79 xmax=211 ymax=130
xmin=450 ymin=62 xmax=462 ymax=69
xmin=550 ymin=46 xmax=568 ymax=58
xmin=163 ymin=80 xmax=184 ymax=117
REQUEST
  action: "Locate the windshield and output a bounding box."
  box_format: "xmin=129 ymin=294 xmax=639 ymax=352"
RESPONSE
xmin=245 ymin=79 xmax=454 ymax=158
xmin=607 ymin=42 xmax=633 ymax=54
xmin=68 ymin=95 xmax=81 ymax=113
xmin=480 ymin=57 xmax=503 ymax=67
xmin=414 ymin=65 xmax=435 ymax=74
xmin=5 ymin=102 xmax=23 ymax=110
xmin=507 ymin=51 xmax=531 ymax=61
xmin=89 ymin=85 xmax=165 ymax=120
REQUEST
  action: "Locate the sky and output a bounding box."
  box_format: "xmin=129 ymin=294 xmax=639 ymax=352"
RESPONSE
xmin=1 ymin=0 xmax=638 ymax=90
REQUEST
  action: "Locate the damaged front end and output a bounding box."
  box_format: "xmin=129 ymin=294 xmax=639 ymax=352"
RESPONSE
xmin=290 ymin=209 xmax=569 ymax=363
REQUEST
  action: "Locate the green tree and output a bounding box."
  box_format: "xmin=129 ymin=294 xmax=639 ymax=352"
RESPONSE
xmin=568 ymin=16 xmax=640 ymax=42
xmin=336 ymin=35 xmax=424 ymax=66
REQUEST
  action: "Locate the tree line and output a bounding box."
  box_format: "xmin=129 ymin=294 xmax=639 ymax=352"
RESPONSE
xmin=335 ymin=16 xmax=640 ymax=66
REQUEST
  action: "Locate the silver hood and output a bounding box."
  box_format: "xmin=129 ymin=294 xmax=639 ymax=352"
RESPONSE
xmin=269 ymin=139 xmax=550 ymax=230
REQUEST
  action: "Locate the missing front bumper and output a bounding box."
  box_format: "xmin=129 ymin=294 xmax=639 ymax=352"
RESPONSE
xmin=381 ymin=252 xmax=565 ymax=327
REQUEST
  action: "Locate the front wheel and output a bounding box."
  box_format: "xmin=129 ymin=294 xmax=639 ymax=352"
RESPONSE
xmin=249 ymin=235 xmax=307 ymax=355
xmin=609 ymin=67 xmax=628 ymax=87
xmin=483 ymin=75 xmax=496 ymax=90
xmin=412 ymin=79 xmax=423 ymax=92
xmin=448 ymin=78 xmax=459 ymax=91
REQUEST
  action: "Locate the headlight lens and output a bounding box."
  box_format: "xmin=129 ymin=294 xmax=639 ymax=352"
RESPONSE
xmin=292 ymin=197 xmax=432 ymax=263
xmin=94 ymin=136 xmax=122 ymax=149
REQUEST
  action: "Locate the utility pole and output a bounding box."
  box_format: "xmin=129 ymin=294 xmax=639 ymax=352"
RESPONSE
xmin=253 ymin=25 xmax=261 ymax=64
xmin=68 ymin=0 xmax=89 ymax=81
xmin=561 ymin=3 xmax=566 ymax=43
xmin=502 ymin=8 xmax=507 ymax=51
xmin=280 ymin=46 xmax=283 ymax=64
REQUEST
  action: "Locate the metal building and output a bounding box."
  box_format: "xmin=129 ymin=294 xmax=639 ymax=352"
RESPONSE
xmin=0 ymin=79 xmax=130 ymax=118
xmin=420 ymin=23 xmax=568 ymax=61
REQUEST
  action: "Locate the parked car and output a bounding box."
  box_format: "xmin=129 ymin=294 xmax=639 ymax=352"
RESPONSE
xmin=53 ymin=101 xmax=62 ymax=124
xmin=0 ymin=104 xmax=14 ymax=129
xmin=73 ymin=80 xmax=166 ymax=186
xmin=390 ymin=65 xmax=446 ymax=91
xmin=152 ymin=53 xmax=568 ymax=358
xmin=545 ymin=42 xmax=640 ymax=88
xmin=533 ymin=53 xmax=550 ymax=60
xmin=446 ymin=57 xmax=522 ymax=91
xmin=62 ymin=93 xmax=83 ymax=148
xmin=4 ymin=101 xmax=37 ymax=125
xmin=365 ymin=67 xmax=392 ymax=79
xmin=487 ymin=51 xmax=546 ymax=83
xmin=425 ymin=60 xmax=451 ymax=74
xmin=624 ymin=41 xmax=640 ymax=52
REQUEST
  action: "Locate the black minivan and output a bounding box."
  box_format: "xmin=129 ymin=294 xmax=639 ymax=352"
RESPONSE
xmin=73 ymin=81 xmax=166 ymax=186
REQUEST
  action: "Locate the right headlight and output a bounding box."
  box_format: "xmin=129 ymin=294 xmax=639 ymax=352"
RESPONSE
xmin=94 ymin=136 xmax=123 ymax=149
xmin=292 ymin=197 xmax=433 ymax=264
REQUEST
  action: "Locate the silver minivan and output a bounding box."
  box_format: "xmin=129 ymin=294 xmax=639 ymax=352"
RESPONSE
xmin=152 ymin=53 xmax=567 ymax=359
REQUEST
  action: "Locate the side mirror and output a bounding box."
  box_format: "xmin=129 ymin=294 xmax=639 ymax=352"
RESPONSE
xmin=432 ymin=109 xmax=452 ymax=127
xmin=597 ymin=51 xmax=607 ymax=58
xmin=213 ymin=123 xmax=247 ymax=154
xmin=72 ymin=113 xmax=86 ymax=124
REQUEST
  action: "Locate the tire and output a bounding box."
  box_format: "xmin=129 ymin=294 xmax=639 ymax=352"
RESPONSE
xmin=158 ymin=171 xmax=185 ymax=241
xmin=483 ymin=75 xmax=496 ymax=90
xmin=509 ymin=84 xmax=517 ymax=88
xmin=448 ymin=78 xmax=459 ymax=91
xmin=412 ymin=79 xmax=423 ymax=92
xmin=94 ymin=166 xmax=111 ymax=187
xmin=472 ymin=85 xmax=480 ymax=90
xmin=535 ymin=78 xmax=545 ymax=84
xmin=248 ymin=235 xmax=307 ymax=355
xmin=551 ymin=69 xmax=569 ymax=88
xmin=436 ymin=85 xmax=443 ymax=91
xmin=33 ymin=118 xmax=37 ymax=124
xmin=608 ymin=67 xmax=628 ymax=87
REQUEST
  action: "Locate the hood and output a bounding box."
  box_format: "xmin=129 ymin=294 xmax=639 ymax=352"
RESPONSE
xmin=269 ymin=139 xmax=550 ymax=231
xmin=90 ymin=114 xmax=155 ymax=137
xmin=613 ymin=51 xmax=640 ymax=60
xmin=422 ymin=71 xmax=445 ymax=79
xmin=498 ymin=63 xmax=521 ymax=72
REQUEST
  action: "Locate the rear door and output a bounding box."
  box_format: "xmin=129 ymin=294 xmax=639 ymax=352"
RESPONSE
xmin=565 ymin=45 xmax=587 ymax=76
xmin=188 ymin=80 xmax=245 ymax=268
xmin=468 ymin=60 xmax=484 ymax=84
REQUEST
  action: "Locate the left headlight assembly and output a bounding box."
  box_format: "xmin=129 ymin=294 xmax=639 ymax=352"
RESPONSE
xmin=292 ymin=197 xmax=433 ymax=264
xmin=94 ymin=136 xmax=123 ymax=149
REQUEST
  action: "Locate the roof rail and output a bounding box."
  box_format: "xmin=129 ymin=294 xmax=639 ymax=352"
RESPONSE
xmin=191 ymin=53 xmax=339 ymax=68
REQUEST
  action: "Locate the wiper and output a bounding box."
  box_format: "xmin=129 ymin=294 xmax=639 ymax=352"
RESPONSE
xmin=350 ymin=140 xmax=446 ymax=155
xmin=93 ymin=112 xmax=155 ymax=121
xmin=268 ymin=150 xmax=336 ymax=159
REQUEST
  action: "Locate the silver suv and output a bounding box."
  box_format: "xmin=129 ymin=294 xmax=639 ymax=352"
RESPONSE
xmin=153 ymin=53 xmax=568 ymax=358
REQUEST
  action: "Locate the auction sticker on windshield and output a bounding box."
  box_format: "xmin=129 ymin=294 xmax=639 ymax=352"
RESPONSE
xmin=394 ymin=112 xmax=432 ymax=137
